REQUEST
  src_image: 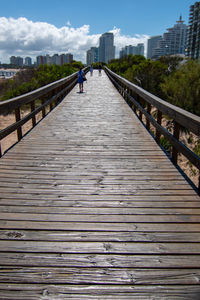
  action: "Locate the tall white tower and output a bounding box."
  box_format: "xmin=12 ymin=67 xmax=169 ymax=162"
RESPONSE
xmin=99 ymin=32 xmax=115 ymax=63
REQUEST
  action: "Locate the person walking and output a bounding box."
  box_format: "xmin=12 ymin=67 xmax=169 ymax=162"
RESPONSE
xmin=98 ymin=64 xmax=102 ymax=76
xmin=90 ymin=65 xmax=93 ymax=76
xmin=77 ymin=67 xmax=85 ymax=93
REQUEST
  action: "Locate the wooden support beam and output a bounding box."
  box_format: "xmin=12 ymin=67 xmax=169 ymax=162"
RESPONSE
xmin=172 ymin=121 xmax=180 ymax=165
xmin=156 ymin=110 xmax=162 ymax=143
xmin=15 ymin=107 xmax=22 ymax=141
xmin=30 ymin=101 xmax=36 ymax=127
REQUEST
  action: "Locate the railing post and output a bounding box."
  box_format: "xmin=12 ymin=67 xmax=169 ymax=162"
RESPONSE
xmin=126 ymin=87 xmax=131 ymax=106
xmin=172 ymin=121 xmax=180 ymax=164
xmin=41 ymin=97 xmax=46 ymax=118
xmin=198 ymin=175 xmax=200 ymax=195
xmin=0 ymin=143 xmax=2 ymax=158
xmin=15 ymin=107 xmax=22 ymax=141
xmin=30 ymin=100 xmax=36 ymax=127
xmin=146 ymin=103 xmax=151 ymax=131
xmin=156 ymin=110 xmax=162 ymax=143
xmin=55 ymin=88 xmax=60 ymax=106
xmin=119 ymin=81 xmax=123 ymax=96
xmin=50 ymin=90 xmax=54 ymax=111
xmin=138 ymin=95 xmax=143 ymax=121
xmin=132 ymin=90 xmax=137 ymax=114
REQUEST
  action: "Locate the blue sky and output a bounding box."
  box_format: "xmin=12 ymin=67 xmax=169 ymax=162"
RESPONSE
xmin=0 ymin=0 xmax=195 ymax=62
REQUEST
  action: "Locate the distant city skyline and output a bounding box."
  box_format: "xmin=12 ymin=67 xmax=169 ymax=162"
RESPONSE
xmin=0 ymin=0 xmax=196 ymax=63
xmin=9 ymin=53 xmax=73 ymax=67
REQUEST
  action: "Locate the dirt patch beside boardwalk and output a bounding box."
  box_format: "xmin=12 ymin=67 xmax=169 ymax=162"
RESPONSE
xmin=0 ymin=111 xmax=43 ymax=155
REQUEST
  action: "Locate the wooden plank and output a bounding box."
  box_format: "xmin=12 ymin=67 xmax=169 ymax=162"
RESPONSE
xmin=0 ymin=172 xmax=185 ymax=181
xmin=1 ymin=220 xmax=200 ymax=231
xmin=1 ymin=212 xmax=200 ymax=222
xmin=1 ymin=230 xmax=200 ymax=242
xmin=1 ymin=252 xmax=200 ymax=268
xmin=1 ymin=206 xmax=200 ymax=215
xmin=0 ymin=193 xmax=199 ymax=201
xmin=0 ymin=284 xmax=200 ymax=299
xmin=0 ymin=266 xmax=200 ymax=285
xmin=1 ymin=200 xmax=200 ymax=208
xmin=1 ymin=240 xmax=200 ymax=254
xmin=0 ymin=176 xmax=187 ymax=184
xmin=0 ymin=188 xmax=195 ymax=195
xmin=1 ymin=266 xmax=200 ymax=284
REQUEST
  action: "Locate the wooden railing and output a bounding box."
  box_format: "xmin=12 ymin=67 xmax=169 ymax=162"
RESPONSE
xmin=0 ymin=67 xmax=89 ymax=156
xmin=105 ymin=67 xmax=200 ymax=193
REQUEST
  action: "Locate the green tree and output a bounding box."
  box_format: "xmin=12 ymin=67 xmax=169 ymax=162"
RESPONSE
xmin=159 ymin=55 xmax=184 ymax=73
xmin=108 ymin=55 xmax=145 ymax=75
xmin=160 ymin=59 xmax=200 ymax=116
xmin=1 ymin=63 xmax=77 ymax=101
xmin=124 ymin=59 xmax=168 ymax=97
xmin=71 ymin=61 xmax=84 ymax=69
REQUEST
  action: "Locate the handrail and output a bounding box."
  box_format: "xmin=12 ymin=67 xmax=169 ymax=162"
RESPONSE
xmin=105 ymin=66 xmax=200 ymax=193
xmin=0 ymin=67 xmax=89 ymax=156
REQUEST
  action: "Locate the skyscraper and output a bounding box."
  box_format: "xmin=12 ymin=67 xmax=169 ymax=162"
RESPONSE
xmin=86 ymin=47 xmax=99 ymax=65
xmin=137 ymin=44 xmax=144 ymax=56
xmin=25 ymin=57 xmax=32 ymax=66
xmin=10 ymin=56 xmax=23 ymax=66
xmin=147 ymin=36 xmax=162 ymax=59
xmin=152 ymin=16 xmax=187 ymax=60
xmin=99 ymin=32 xmax=115 ymax=63
xmin=186 ymin=1 xmax=200 ymax=59
xmin=120 ymin=44 xmax=144 ymax=58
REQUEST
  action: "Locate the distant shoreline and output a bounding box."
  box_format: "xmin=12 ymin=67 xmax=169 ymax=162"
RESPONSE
xmin=0 ymin=69 xmax=20 ymax=79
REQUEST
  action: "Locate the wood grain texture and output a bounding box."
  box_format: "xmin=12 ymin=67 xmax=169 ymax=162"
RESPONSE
xmin=0 ymin=70 xmax=199 ymax=298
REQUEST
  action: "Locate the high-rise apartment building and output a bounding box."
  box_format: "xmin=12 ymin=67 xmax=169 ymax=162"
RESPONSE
xmin=24 ymin=57 xmax=32 ymax=66
xmin=36 ymin=55 xmax=45 ymax=65
xmin=147 ymin=36 xmax=162 ymax=58
xmin=87 ymin=47 xmax=99 ymax=65
xmin=10 ymin=56 xmax=23 ymax=66
xmin=99 ymin=32 xmax=115 ymax=63
xmin=152 ymin=16 xmax=187 ymax=60
xmin=66 ymin=53 xmax=73 ymax=63
xmin=59 ymin=53 xmax=73 ymax=64
xmin=36 ymin=53 xmax=73 ymax=66
xmin=137 ymin=43 xmax=144 ymax=56
xmin=120 ymin=43 xmax=144 ymax=58
xmin=187 ymin=1 xmax=200 ymax=59
xmin=10 ymin=56 xmax=16 ymax=65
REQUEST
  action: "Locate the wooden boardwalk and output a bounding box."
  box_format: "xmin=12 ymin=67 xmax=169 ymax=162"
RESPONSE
xmin=0 ymin=70 xmax=200 ymax=299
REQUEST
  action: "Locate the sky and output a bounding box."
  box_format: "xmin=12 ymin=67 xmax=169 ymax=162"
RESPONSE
xmin=0 ymin=0 xmax=195 ymax=63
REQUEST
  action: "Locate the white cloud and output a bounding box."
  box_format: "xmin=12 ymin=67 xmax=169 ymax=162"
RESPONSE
xmin=0 ymin=17 xmax=149 ymax=63
xmin=66 ymin=21 xmax=71 ymax=27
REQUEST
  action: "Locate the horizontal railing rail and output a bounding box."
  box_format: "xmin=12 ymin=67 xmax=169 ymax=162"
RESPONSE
xmin=105 ymin=66 xmax=200 ymax=193
xmin=0 ymin=67 xmax=89 ymax=156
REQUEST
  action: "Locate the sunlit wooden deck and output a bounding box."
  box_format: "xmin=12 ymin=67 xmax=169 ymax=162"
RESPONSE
xmin=0 ymin=70 xmax=200 ymax=299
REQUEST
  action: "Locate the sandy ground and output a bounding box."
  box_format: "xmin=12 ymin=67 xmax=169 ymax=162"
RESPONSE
xmin=0 ymin=111 xmax=199 ymax=188
xmin=0 ymin=111 xmax=43 ymax=155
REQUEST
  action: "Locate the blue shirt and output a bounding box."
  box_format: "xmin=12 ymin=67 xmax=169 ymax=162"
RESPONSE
xmin=77 ymin=70 xmax=84 ymax=83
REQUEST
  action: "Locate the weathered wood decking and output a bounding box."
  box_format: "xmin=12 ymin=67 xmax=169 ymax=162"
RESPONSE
xmin=0 ymin=70 xmax=200 ymax=299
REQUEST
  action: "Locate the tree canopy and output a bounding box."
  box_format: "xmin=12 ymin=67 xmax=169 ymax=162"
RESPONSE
xmin=161 ymin=59 xmax=200 ymax=116
xmin=0 ymin=63 xmax=78 ymax=101
xmin=107 ymin=55 xmax=200 ymax=116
